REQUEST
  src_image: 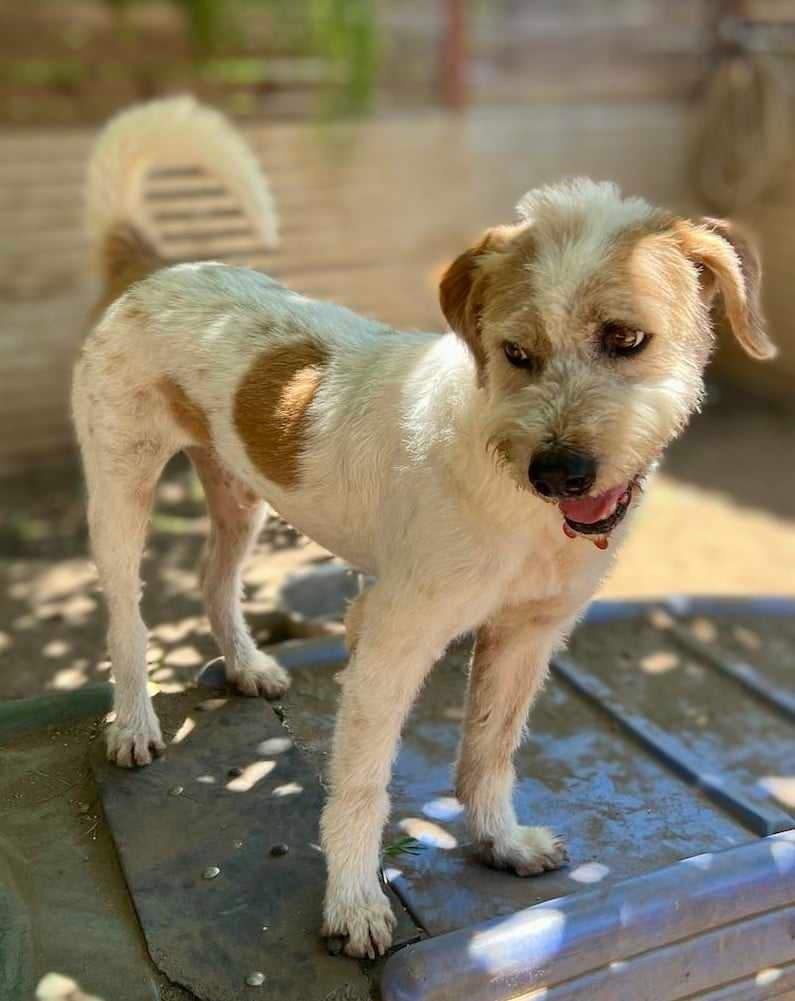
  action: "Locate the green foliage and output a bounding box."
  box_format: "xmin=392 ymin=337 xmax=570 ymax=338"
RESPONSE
xmin=173 ymin=0 xmax=226 ymax=57
xmin=382 ymin=836 xmax=426 ymax=859
xmin=310 ymin=0 xmax=378 ymax=116
xmin=94 ymin=0 xmax=379 ymax=114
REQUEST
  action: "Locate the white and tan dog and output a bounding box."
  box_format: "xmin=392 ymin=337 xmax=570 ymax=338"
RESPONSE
xmin=73 ymin=98 xmax=775 ymax=958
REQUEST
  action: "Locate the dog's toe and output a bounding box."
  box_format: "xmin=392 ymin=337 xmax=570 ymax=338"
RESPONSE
xmin=322 ymin=889 xmax=396 ymax=960
xmin=107 ymin=718 xmax=165 ymax=768
xmin=230 ymin=652 xmax=290 ymax=700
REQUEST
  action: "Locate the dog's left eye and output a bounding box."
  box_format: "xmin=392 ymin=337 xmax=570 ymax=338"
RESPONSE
xmin=503 ymin=341 xmax=534 ymax=369
xmin=601 ymin=323 xmax=650 ymax=358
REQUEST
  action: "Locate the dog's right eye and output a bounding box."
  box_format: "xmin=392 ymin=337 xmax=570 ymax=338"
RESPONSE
xmin=601 ymin=322 xmax=650 ymax=358
xmin=503 ymin=341 xmax=534 ymax=369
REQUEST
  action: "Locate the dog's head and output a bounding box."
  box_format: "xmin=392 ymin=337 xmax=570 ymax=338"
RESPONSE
xmin=439 ymin=179 xmax=775 ymax=541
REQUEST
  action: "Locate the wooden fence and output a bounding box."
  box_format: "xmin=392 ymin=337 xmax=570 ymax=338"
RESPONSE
xmin=1 ymin=100 xmax=768 ymax=474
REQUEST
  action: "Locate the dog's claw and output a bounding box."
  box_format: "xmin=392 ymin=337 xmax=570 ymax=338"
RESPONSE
xmin=106 ymin=717 xmax=165 ymax=768
xmin=326 ymin=935 xmax=346 ymax=957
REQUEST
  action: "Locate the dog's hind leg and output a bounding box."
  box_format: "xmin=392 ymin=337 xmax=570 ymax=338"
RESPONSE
xmin=81 ymin=436 xmax=171 ymax=767
xmin=188 ymin=447 xmax=289 ymax=699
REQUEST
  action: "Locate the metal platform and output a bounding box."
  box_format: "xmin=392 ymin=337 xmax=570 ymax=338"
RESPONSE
xmin=2 ymin=598 xmax=794 ymax=1001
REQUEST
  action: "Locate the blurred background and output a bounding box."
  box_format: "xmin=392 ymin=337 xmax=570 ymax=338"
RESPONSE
xmin=1 ymin=0 xmax=793 ymax=699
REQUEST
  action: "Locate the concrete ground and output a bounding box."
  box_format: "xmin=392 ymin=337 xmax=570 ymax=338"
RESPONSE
xmin=0 ymin=382 xmax=793 ymax=701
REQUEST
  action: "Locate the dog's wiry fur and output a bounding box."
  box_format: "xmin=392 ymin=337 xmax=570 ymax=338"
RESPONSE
xmin=73 ymin=98 xmax=775 ymax=959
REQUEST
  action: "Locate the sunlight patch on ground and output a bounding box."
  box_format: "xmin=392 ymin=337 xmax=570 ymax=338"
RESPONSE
xmin=164 ymin=644 xmax=203 ymax=668
xmin=146 ymin=645 xmax=164 ymax=664
xmin=37 ymin=972 xmax=103 ymax=1001
xmin=43 ymin=638 xmax=71 ymax=658
xmin=172 ymin=718 xmax=196 ymax=744
xmin=47 ymin=661 xmax=89 ymax=690
xmin=647 ymin=608 xmax=674 ymax=630
xmin=602 ymin=473 xmax=795 ymax=597
xmin=639 ymin=650 xmax=680 ymax=675
xmin=150 ymin=666 xmax=175 ymax=682
xmin=759 ymin=776 xmax=795 ymax=809
xmin=399 ymin=817 xmax=457 ymax=849
xmin=226 ymin=760 xmax=276 ymax=792
xmin=35 ymin=594 xmax=97 ymax=626
xmin=153 ymin=617 xmax=204 ymax=644
xmin=257 ymin=737 xmax=293 ymax=755
xmin=273 ymin=782 xmax=303 ymax=797
xmin=569 ymin=861 xmax=610 ymax=884
xmin=421 ymin=796 xmax=464 ymax=822
xmin=689 ymin=618 xmax=718 ymax=643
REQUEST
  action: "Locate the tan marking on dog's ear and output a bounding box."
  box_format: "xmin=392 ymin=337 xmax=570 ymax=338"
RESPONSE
xmin=159 ymin=377 xmax=212 ymax=446
xmin=675 ymin=218 xmax=775 ymax=360
xmin=623 ymin=230 xmax=711 ymax=349
xmin=234 ymin=340 xmax=328 ymax=488
xmin=439 ymin=226 xmax=521 ymax=377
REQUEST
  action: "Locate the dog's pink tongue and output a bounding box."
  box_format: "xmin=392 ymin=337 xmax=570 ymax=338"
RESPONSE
xmin=559 ymin=484 xmax=627 ymax=524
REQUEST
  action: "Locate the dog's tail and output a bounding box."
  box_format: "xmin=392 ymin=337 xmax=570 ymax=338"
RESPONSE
xmin=86 ymin=95 xmax=278 ymax=314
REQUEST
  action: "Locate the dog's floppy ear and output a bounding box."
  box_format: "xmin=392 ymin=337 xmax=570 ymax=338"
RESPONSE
xmin=439 ymin=226 xmax=516 ymax=373
xmin=676 ymin=218 xmax=776 ymax=360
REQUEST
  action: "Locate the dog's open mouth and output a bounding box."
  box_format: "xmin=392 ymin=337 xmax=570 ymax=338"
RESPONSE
xmin=559 ymin=481 xmax=635 ymax=540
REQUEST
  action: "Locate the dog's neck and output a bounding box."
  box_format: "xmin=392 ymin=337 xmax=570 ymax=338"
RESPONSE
xmin=408 ymin=333 xmax=550 ymax=535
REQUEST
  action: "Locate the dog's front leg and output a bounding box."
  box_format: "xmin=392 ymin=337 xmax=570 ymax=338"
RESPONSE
xmin=320 ymin=585 xmax=451 ymax=958
xmin=455 ymin=607 xmax=573 ymax=876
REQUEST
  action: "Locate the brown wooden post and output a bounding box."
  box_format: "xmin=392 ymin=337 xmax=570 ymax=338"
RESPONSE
xmin=440 ymin=0 xmax=469 ymax=109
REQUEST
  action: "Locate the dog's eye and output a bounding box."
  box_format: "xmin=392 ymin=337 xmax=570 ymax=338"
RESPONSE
xmin=503 ymin=341 xmax=534 ymax=369
xmin=601 ymin=323 xmax=650 ymax=358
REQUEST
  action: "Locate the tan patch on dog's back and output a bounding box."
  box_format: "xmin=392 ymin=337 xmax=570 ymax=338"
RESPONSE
xmin=159 ymin=377 xmax=212 ymax=446
xmin=234 ymin=340 xmax=328 ymax=488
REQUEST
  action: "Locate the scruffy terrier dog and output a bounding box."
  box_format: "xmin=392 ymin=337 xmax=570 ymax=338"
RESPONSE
xmin=74 ymin=98 xmax=775 ymax=958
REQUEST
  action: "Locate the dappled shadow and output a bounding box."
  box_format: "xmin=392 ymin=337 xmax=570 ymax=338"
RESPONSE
xmin=0 ymin=456 xmax=345 ymax=700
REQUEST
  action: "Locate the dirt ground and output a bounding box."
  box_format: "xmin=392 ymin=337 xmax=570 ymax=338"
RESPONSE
xmin=0 ymin=381 xmax=793 ymax=701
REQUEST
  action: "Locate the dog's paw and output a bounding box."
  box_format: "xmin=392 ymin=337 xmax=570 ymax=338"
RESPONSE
xmin=322 ymin=887 xmax=396 ymax=959
xmin=106 ymin=715 xmax=165 ymax=768
xmin=229 ymin=651 xmax=290 ymax=700
xmin=478 ymin=826 xmax=568 ymax=877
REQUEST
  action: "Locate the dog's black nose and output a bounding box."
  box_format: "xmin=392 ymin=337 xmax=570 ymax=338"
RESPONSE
xmin=528 ymin=448 xmax=596 ymax=499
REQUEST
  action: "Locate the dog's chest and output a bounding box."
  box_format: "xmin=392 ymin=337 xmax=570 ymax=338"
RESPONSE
xmin=502 ymin=520 xmax=606 ymax=608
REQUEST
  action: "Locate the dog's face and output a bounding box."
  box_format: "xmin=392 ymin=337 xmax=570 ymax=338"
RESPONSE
xmin=440 ymin=180 xmax=775 ymax=540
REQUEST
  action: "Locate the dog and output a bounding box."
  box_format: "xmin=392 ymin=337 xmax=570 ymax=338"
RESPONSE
xmin=73 ymin=97 xmax=775 ymax=959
